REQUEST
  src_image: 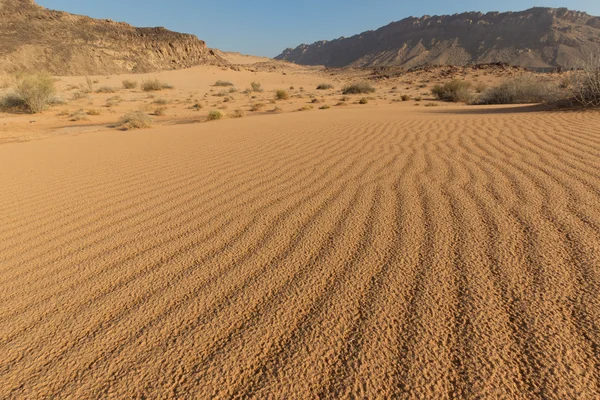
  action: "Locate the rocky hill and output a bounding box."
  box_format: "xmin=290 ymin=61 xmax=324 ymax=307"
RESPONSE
xmin=276 ymin=7 xmax=600 ymax=69
xmin=0 ymin=0 xmax=225 ymax=75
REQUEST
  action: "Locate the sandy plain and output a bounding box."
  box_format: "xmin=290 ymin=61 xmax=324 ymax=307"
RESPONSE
xmin=1 ymin=63 xmax=599 ymax=399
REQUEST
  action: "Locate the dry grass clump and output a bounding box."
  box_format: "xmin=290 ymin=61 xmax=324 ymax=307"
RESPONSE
xmin=215 ymin=80 xmax=234 ymax=87
xmin=477 ymin=76 xmax=559 ymax=105
xmin=69 ymin=109 xmax=89 ymax=121
xmin=275 ymin=89 xmax=290 ymax=100
xmin=335 ymin=101 xmax=347 ymax=106
xmin=297 ymin=105 xmax=314 ymax=111
xmin=319 ymin=104 xmax=331 ymax=110
xmin=141 ymin=79 xmax=173 ymax=92
xmin=571 ymin=53 xmax=600 ymax=108
xmin=81 ymin=77 xmax=94 ymax=93
xmin=72 ymin=91 xmax=88 ymax=100
xmin=153 ymin=107 xmax=167 ymax=116
xmin=343 ymin=82 xmax=376 ymax=95
xmin=105 ymin=96 xmax=122 ymax=108
xmin=191 ymin=103 xmax=202 ymax=111
xmin=86 ymin=109 xmax=101 ymax=116
xmin=122 ymin=80 xmax=138 ymax=89
xmin=230 ymin=109 xmax=245 ymax=118
xmin=152 ymin=98 xmax=169 ymax=105
xmin=358 ymin=97 xmax=369 ymax=104
xmin=317 ymin=83 xmax=334 ymax=90
xmin=118 ymin=110 xmax=153 ymax=130
xmin=250 ymin=103 xmax=266 ymax=112
xmin=250 ymin=82 xmax=263 ymax=92
xmin=96 ymin=86 xmax=116 ymax=94
xmin=431 ymin=80 xmax=472 ymax=102
xmin=401 ymin=94 xmax=411 ymax=101
xmin=1 ymin=73 xmax=57 ymax=113
xmin=206 ymin=110 xmax=223 ymax=121
xmin=424 ymin=102 xmax=439 ymax=107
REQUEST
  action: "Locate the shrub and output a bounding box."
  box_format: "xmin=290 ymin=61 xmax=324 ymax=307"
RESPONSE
xmin=478 ymin=76 xmax=559 ymax=105
xmin=215 ymin=80 xmax=234 ymax=87
xmin=231 ymin=109 xmax=245 ymax=118
xmin=250 ymin=103 xmax=266 ymax=111
xmin=275 ymin=89 xmax=289 ymax=100
xmin=317 ymin=83 xmax=334 ymax=90
xmin=96 ymin=86 xmax=116 ymax=94
xmin=319 ymin=104 xmax=331 ymax=110
xmin=250 ymin=82 xmax=263 ymax=92
xmin=401 ymin=94 xmax=411 ymax=101
xmin=119 ymin=111 xmax=153 ymax=130
xmin=72 ymin=91 xmax=88 ymax=100
xmin=152 ymin=98 xmax=169 ymax=105
xmin=206 ymin=110 xmax=223 ymax=121
xmin=191 ymin=103 xmax=202 ymax=111
xmin=424 ymin=102 xmax=439 ymax=107
xmin=9 ymin=74 xmax=57 ymax=113
xmin=335 ymin=101 xmax=347 ymax=106
xmin=0 ymin=93 xmax=26 ymax=109
xmin=69 ymin=109 xmax=89 ymax=121
xmin=342 ymin=82 xmax=376 ymax=94
xmin=122 ymin=80 xmax=138 ymax=89
xmin=358 ymin=97 xmax=369 ymax=104
xmin=86 ymin=109 xmax=101 ymax=116
xmin=297 ymin=105 xmax=313 ymax=111
xmin=414 ymin=96 xmax=422 ymax=102
xmin=228 ymin=87 xmax=237 ymax=93
xmin=81 ymin=76 xmax=94 ymax=93
xmin=571 ymin=53 xmax=600 ymax=108
xmin=153 ymin=107 xmax=167 ymax=116
xmin=141 ymin=79 xmax=172 ymax=91
xmin=431 ymin=80 xmax=472 ymax=102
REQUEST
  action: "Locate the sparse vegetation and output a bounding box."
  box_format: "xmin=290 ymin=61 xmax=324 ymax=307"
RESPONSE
xmin=401 ymin=94 xmax=411 ymax=101
xmin=87 ymin=109 xmax=101 ymax=116
xmin=153 ymin=107 xmax=167 ymax=116
xmin=424 ymin=102 xmax=439 ymax=107
xmin=275 ymin=89 xmax=290 ymax=100
xmin=570 ymin=53 xmax=600 ymax=108
xmin=297 ymin=105 xmax=313 ymax=111
xmin=215 ymin=80 xmax=234 ymax=87
xmin=250 ymin=82 xmax=263 ymax=92
xmin=319 ymin=104 xmax=331 ymax=110
xmin=231 ymin=109 xmax=245 ymax=118
xmin=477 ymin=76 xmax=559 ymax=105
xmin=118 ymin=110 xmax=153 ymax=130
xmin=152 ymin=98 xmax=169 ymax=105
xmin=431 ymin=80 xmax=472 ymax=102
xmin=343 ymin=82 xmax=376 ymax=95
xmin=2 ymin=74 xmax=57 ymax=113
xmin=317 ymin=83 xmax=334 ymax=90
xmin=191 ymin=103 xmax=202 ymax=111
xmin=122 ymin=80 xmax=138 ymax=89
xmin=96 ymin=86 xmax=116 ymax=94
xmin=141 ymin=79 xmax=172 ymax=92
xmin=358 ymin=97 xmax=369 ymax=104
xmin=69 ymin=109 xmax=89 ymax=121
xmin=81 ymin=77 xmax=94 ymax=93
xmin=250 ymin=103 xmax=266 ymax=112
xmin=335 ymin=101 xmax=347 ymax=106
xmin=206 ymin=110 xmax=223 ymax=121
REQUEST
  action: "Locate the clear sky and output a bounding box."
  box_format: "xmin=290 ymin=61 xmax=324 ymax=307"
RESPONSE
xmin=36 ymin=0 xmax=600 ymax=57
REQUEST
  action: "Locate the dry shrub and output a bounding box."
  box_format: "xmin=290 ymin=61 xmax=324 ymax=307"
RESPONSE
xmin=206 ymin=110 xmax=223 ymax=121
xmin=119 ymin=111 xmax=153 ymax=130
xmin=319 ymin=104 xmax=331 ymax=110
xmin=86 ymin=109 xmax=101 ymax=116
xmin=141 ymin=79 xmax=172 ymax=91
xmin=571 ymin=53 xmax=600 ymax=108
xmin=5 ymin=74 xmax=57 ymax=113
xmin=358 ymin=97 xmax=369 ymax=104
xmin=153 ymin=107 xmax=167 ymax=116
xmin=152 ymin=98 xmax=169 ymax=105
xmin=343 ymin=82 xmax=376 ymax=94
xmin=96 ymin=86 xmax=116 ymax=94
xmin=230 ymin=109 xmax=245 ymax=118
xmin=275 ymin=89 xmax=289 ymax=100
xmin=317 ymin=83 xmax=334 ymax=90
xmin=122 ymin=80 xmax=138 ymax=89
xmin=250 ymin=82 xmax=263 ymax=92
xmin=431 ymin=80 xmax=472 ymax=102
xmin=69 ymin=109 xmax=89 ymax=121
xmin=215 ymin=80 xmax=234 ymax=87
xmin=250 ymin=103 xmax=266 ymax=111
xmin=478 ymin=76 xmax=559 ymax=105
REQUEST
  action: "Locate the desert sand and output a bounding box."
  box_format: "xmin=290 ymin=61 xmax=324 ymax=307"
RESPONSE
xmin=1 ymin=65 xmax=599 ymax=399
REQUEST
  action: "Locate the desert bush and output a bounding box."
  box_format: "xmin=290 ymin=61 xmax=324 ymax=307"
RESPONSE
xmin=335 ymin=101 xmax=347 ymax=106
xmin=152 ymin=98 xmax=169 ymax=105
xmin=342 ymin=82 xmax=376 ymax=95
xmin=153 ymin=107 xmax=167 ymax=116
xmin=297 ymin=105 xmax=313 ymax=111
xmin=8 ymin=74 xmax=57 ymax=113
xmin=424 ymin=102 xmax=439 ymax=107
xmin=230 ymin=109 xmax=245 ymax=118
xmin=271 ymin=106 xmax=283 ymax=113
xmin=401 ymin=94 xmax=411 ymax=101
xmin=122 ymin=80 xmax=138 ymax=89
xmin=96 ymin=86 xmax=116 ymax=94
xmin=72 ymin=91 xmax=88 ymax=100
xmin=431 ymin=80 xmax=472 ymax=102
xmin=250 ymin=103 xmax=266 ymax=111
xmin=474 ymin=82 xmax=487 ymax=93
xmin=317 ymin=83 xmax=334 ymax=90
xmin=571 ymin=53 xmax=600 ymax=108
xmin=206 ymin=110 xmax=223 ymax=121
xmin=250 ymin=82 xmax=263 ymax=92
xmin=228 ymin=87 xmax=237 ymax=93
xmin=215 ymin=80 xmax=234 ymax=87
xmin=0 ymin=93 xmax=26 ymax=109
xmin=81 ymin=76 xmax=94 ymax=93
xmin=275 ymin=89 xmax=289 ymax=100
xmin=87 ymin=109 xmax=101 ymax=116
xmin=319 ymin=104 xmax=331 ymax=110
xmin=141 ymin=79 xmax=172 ymax=91
xmin=358 ymin=97 xmax=369 ymax=104
xmin=478 ymin=76 xmax=559 ymax=105
xmin=119 ymin=110 xmax=153 ymax=130
xmin=69 ymin=109 xmax=89 ymax=121
xmin=191 ymin=103 xmax=202 ymax=111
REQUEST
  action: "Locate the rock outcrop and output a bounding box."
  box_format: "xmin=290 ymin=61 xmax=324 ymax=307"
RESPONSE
xmin=0 ymin=0 xmax=226 ymax=75
xmin=276 ymin=7 xmax=600 ymax=69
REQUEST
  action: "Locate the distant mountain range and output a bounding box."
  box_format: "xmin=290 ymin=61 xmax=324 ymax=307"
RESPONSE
xmin=276 ymin=7 xmax=600 ymax=69
xmin=0 ymin=0 xmax=225 ymax=75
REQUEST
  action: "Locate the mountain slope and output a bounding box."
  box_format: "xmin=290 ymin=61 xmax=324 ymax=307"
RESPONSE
xmin=0 ymin=0 xmax=225 ymax=75
xmin=276 ymin=7 xmax=600 ymax=69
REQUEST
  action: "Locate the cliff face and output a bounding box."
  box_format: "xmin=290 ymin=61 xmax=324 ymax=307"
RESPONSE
xmin=276 ymin=7 xmax=600 ymax=69
xmin=0 ymin=0 xmax=226 ymax=75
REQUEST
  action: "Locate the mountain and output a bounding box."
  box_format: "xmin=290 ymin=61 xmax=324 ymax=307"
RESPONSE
xmin=276 ymin=7 xmax=600 ymax=69
xmin=0 ymin=0 xmax=225 ymax=75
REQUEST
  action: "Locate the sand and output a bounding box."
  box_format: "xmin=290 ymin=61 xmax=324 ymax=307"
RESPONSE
xmin=1 ymin=66 xmax=600 ymax=399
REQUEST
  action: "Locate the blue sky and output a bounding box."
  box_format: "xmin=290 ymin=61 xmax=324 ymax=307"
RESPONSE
xmin=37 ymin=1 xmax=600 ymax=57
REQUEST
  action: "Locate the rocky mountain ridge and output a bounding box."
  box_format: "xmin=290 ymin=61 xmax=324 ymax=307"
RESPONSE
xmin=276 ymin=7 xmax=600 ymax=69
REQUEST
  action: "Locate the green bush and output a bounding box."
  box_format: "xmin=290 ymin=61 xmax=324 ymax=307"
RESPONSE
xmin=7 ymin=74 xmax=57 ymax=113
xmin=342 ymin=82 xmax=376 ymax=95
xmin=431 ymin=80 xmax=472 ymax=102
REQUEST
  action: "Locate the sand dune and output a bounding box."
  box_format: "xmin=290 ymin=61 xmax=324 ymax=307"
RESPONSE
xmin=1 ymin=105 xmax=599 ymax=398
